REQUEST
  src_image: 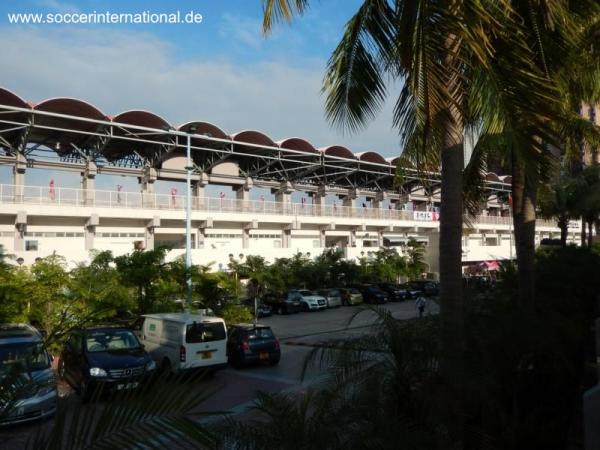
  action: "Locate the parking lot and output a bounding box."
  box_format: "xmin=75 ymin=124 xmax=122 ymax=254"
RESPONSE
xmin=0 ymin=300 xmax=437 ymax=448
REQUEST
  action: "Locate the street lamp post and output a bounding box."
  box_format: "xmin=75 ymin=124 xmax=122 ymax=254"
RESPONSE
xmin=185 ymin=128 xmax=196 ymax=308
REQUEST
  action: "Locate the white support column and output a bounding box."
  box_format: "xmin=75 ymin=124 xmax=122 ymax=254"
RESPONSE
xmin=341 ymin=188 xmax=357 ymax=209
xmin=236 ymin=177 xmax=253 ymax=211
xmin=349 ymin=228 xmax=357 ymax=247
xmin=282 ymin=220 xmax=299 ymax=248
xmin=372 ymin=191 xmax=386 ymax=209
xmin=193 ymin=172 xmax=209 ymax=210
xmin=272 ymin=181 xmax=294 ymax=214
xmin=242 ymin=219 xmax=257 ymax=249
xmin=81 ymin=161 xmax=97 ymax=206
xmin=145 ymin=216 xmax=160 ymax=250
xmin=309 ymin=184 xmax=327 ymax=216
xmin=319 ymin=223 xmax=335 ymax=248
xmin=14 ymin=211 xmax=26 ymax=252
xmin=197 ymin=218 xmax=213 ymax=249
xmin=140 ymin=168 xmax=157 ymax=208
xmin=13 ymin=153 xmax=27 ymax=203
xmin=85 ymin=214 xmax=99 ymax=251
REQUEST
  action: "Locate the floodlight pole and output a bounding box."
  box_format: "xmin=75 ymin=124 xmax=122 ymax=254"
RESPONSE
xmin=185 ymin=132 xmax=193 ymax=308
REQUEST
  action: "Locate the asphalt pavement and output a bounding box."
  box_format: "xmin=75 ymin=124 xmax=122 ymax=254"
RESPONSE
xmin=0 ymin=300 xmax=438 ymax=448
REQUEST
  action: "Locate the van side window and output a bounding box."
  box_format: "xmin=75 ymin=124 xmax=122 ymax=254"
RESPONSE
xmin=186 ymin=323 xmax=226 ymax=343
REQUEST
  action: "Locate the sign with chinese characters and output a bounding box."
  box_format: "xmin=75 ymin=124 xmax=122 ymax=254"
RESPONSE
xmin=413 ymin=211 xmax=439 ymax=221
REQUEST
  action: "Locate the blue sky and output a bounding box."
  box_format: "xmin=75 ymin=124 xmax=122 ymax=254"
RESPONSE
xmin=0 ymin=0 xmax=401 ymax=193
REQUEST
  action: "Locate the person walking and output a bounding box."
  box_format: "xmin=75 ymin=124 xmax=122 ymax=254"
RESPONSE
xmin=416 ymin=296 xmax=426 ymax=318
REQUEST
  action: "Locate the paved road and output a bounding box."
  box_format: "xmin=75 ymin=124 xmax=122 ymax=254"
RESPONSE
xmin=0 ymin=300 xmax=437 ymax=448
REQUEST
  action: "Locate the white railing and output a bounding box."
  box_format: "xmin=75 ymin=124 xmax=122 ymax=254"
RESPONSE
xmin=0 ymin=183 xmax=560 ymax=228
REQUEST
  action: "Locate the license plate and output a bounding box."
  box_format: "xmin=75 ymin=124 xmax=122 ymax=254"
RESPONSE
xmin=200 ymin=351 xmax=212 ymax=360
xmin=259 ymin=352 xmax=269 ymax=360
xmin=117 ymin=382 xmax=138 ymax=390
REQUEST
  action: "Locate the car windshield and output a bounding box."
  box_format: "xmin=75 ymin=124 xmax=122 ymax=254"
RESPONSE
xmin=186 ymin=322 xmax=226 ymax=343
xmin=349 ymin=289 xmax=360 ymax=294
xmin=245 ymin=328 xmax=274 ymax=340
xmin=298 ymin=290 xmax=314 ymax=296
xmin=0 ymin=342 xmax=50 ymax=373
xmin=85 ymin=330 xmax=140 ymax=353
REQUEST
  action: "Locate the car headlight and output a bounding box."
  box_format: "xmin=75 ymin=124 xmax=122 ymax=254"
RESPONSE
xmin=89 ymin=367 xmax=107 ymax=377
xmin=145 ymin=360 xmax=156 ymax=371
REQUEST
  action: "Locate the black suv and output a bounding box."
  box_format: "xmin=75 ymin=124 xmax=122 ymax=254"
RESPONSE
xmin=227 ymin=324 xmax=281 ymax=368
xmin=355 ymin=285 xmax=389 ymax=304
xmin=59 ymin=327 xmax=156 ymax=401
xmin=377 ymin=282 xmax=408 ymax=301
xmin=262 ymin=291 xmax=302 ymax=315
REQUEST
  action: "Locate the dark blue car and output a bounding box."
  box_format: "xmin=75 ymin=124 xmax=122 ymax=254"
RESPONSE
xmin=226 ymin=324 xmax=280 ymax=369
xmin=59 ymin=327 xmax=156 ymax=401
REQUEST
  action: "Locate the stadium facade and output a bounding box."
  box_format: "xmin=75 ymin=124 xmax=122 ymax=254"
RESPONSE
xmin=0 ymin=88 xmax=580 ymax=273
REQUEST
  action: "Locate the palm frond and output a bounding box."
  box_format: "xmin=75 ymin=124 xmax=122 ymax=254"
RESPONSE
xmin=261 ymin=0 xmax=309 ymax=34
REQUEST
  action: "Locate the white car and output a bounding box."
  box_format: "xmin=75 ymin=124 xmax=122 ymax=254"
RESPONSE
xmin=288 ymin=290 xmax=327 ymax=311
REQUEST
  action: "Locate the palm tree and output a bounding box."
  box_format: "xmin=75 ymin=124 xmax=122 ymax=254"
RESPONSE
xmin=538 ymin=174 xmax=579 ymax=247
xmin=464 ymin=0 xmax=600 ymax=304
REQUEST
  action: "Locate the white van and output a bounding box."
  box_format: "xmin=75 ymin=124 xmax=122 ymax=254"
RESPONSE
xmin=138 ymin=313 xmax=228 ymax=373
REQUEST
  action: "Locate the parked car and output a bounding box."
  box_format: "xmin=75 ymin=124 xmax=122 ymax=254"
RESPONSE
xmin=0 ymin=324 xmax=57 ymax=425
xmin=317 ymin=288 xmax=343 ymax=308
xmin=226 ymin=324 xmax=280 ymax=369
xmin=355 ymin=285 xmax=389 ymax=304
xmin=262 ymin=292 xmax=302 ymax=315
xmin=139 ymin=313 xmax=228 ymax=374
xmin=397 ymin=283 xmax=422 ymax=299
xmin=59 ymin=326 xmax=156 ymax=401
xmin=339 ymin=288 xmax=364 ymax=306
xmin=377 ymin=282 xmax=408 ymax=301
xmin=241 ymin=298 xmax=273 ymax=318
xmin=409 ymin=280 xmax=439 ymax=296
xmin=288 ymin=290 xmax=327 ymax=311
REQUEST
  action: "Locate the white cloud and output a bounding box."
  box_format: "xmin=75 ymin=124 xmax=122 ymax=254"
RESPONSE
xmin=0 ymin=27 xmax=401 ymax=157
xmin=37 ymin=0 xmax=79 ymax=13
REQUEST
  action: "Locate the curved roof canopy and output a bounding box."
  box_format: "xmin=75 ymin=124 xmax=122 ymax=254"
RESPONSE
xmin=107 ymin=110 xmax=173 ymax=162
xmin=356 ymin=151 xmax=387 ymax=165
xmin=320 ymin=145 xmax=356 ymax=160
xmin=0 ymin=88 xmax=30 ymax=151
xmin=0 ymin=87 xmax=511 ymax=194
xmin=31 ymin=98 xmax=107 ymax=154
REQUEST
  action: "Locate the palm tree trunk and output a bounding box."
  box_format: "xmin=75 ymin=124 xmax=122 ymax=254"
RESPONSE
xmin=558 ymin=218 xmax=568 ymax=248
xmin=581 ymin=217 xmax=587 ymax=246
xmin=439 ymin=110 xmax=465 ymax=444
xmin=511 ymin=153 xmax=537 ymax=308
xmin=587 ymin=220 xmax=593 ymax=249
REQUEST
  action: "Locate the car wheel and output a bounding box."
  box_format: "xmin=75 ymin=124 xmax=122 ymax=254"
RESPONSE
xmin=302 ymin=303 xmax=309 ymax=312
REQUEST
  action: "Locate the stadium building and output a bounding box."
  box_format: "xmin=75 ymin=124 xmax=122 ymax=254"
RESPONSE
xmin=0 ymin=87 xmax=579 ymax=273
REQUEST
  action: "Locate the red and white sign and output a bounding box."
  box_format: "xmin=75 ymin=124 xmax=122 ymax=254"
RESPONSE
xmin=413 ymin=211 xmax=439 ymax=221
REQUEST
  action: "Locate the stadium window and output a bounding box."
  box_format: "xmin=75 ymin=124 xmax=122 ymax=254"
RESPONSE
xmin=25 ymin=240 xmax=38 ymax=251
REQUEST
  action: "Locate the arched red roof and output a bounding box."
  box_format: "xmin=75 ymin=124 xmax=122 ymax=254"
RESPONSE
xmin=0 ymin=87 xmax=29 ymax=108
xmin=178 ymin=121 xmax=228 ymax=140
xmin=34 ymin=97 xmax=106 ymax=121
xmin=320 ymin=145 xmax=356 ymax=160
xmin=278 ymin=137 xmax=318 ymax=154
xmin=231 ymin=130 xmax=276 ymax=147
xmin=499 ymin=175 xmax=512 ymax=184
xmin=386 ymin=157 xmax=400 ymax=166
xmin=356 ymin=151 xmax=387 ymax=165
xmin=112 ymin=110 xmax=172 ymax=130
